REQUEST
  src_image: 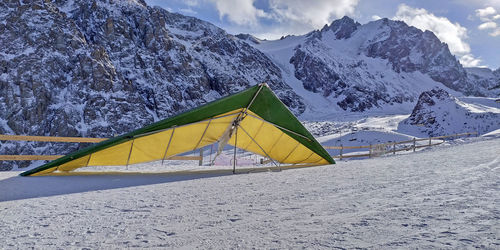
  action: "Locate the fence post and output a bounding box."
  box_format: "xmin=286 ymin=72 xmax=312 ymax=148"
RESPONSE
xmin=369 ymin=144 xmax=372 ymax=158
xmin=340 ymin=144 xmax=343 ymax=160
xmin=413 ymin=138 xmax=416 ymax=152
xmin=393 ymin=142 xmax=396 ymax=155
xmin=428 ymin=137 xmax=431 ymax=146
xmin=209 ymin=144 xmax=213 ymax=166
xmin=199 ymin=147 xmax=203 ymax=166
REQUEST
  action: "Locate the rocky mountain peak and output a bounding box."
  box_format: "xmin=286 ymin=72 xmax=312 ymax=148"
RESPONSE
xmin=298 ymin=16 xmax=489 ymax=100
xmin=410 ymin=88 xmax=453 ymax=112
xmin=364 ymin=18 xmax=471 ymax=93
xmin=284 ymin=15 xmax=482 ymax=112
xmin=320 ymin=16 xmax=360 ymax=39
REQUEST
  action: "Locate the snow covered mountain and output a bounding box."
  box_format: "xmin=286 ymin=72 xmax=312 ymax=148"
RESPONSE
xmin=246 ymin=17 xmax=497 ymax=115
xmin=398 ymin=88 xmax=500 ymax=137
xmin=0 ymin=1 xmax=497 ymax=170
xmin=0 ymin=0 xmax=303 ymax=169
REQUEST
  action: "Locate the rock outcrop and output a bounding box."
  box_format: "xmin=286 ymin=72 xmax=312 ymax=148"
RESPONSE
xmin=398 ymin=88 xmax=500 ymax=136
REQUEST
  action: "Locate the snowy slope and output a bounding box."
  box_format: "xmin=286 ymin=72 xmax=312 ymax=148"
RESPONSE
xmin=303 ymin=114 xmax=411 ymax=154
xmin=1 ymin=137 xmax=499 ymax=248
xmin=398 ymin=88 xmax=500 ymax=137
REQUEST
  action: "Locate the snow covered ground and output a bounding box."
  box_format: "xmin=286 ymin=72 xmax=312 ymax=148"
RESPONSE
xmin=1 ymin=137 xmax=499 ymax=249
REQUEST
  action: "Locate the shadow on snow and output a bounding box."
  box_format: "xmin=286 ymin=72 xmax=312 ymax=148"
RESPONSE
xmin=0 ymin=171 xmax=237 ymax=202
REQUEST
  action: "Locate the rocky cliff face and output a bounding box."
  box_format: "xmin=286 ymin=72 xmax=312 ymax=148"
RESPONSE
xmin=363 ymin=20 xmax=476 ymax=94
xmin=319 ymin=16 xmax=360 ymax=40
xmin=398 ymin=88 xmax=500 ymax=137
xmin=465 ymin=67 xmax=500 ymax=96
xmin=0 ymin=0 xmax=304 ymax=169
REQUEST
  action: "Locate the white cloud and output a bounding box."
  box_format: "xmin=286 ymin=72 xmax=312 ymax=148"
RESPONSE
xmin=478 ymin=21 xmax=497 ymax=30
xmin=460 ymin=54 xmax=482 ymax=67
xmin=476 ymin=6 xmax=497 ymax=21
xmin=208 ymin=0 xmax=359 ymax=37
xmin=268 ymin=0 xmax=359 ymax=28
xmin=372 ymin=15 xmax=382 ymax=20
xmin=489 ymin=28 xmax=500 ymax=36
xmin=209 ymin=0 xmax=267 ymax=26
xmin=475 ymin=7 xmax=500 ymax=37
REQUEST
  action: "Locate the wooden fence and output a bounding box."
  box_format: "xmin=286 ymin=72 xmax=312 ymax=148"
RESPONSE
xmin=324 ymin=132 xmax=478 ymax=159
xmin=0 ymin=134 xmax=203 ymax=165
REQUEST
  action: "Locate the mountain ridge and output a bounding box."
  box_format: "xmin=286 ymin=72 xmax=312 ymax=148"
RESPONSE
xmin=244 ymin=16 xmax=498 ymax=115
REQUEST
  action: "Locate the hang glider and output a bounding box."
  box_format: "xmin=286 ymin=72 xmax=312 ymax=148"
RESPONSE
xmin=21 ymin=83 xmax=334 ymax=176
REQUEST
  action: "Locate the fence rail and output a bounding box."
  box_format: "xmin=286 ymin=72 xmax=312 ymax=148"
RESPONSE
xmin=0 ymin=155 xmax=63 ymax=161
xmin=0 ymin=134 xmax=107 ymax=143
xmin=0 ymin=155 xmax=202 ymax=161
xmin=327 ymin=132 xmax=477 ymax=159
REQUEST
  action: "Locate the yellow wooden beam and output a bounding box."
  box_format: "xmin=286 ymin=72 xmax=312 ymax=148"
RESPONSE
xmin=0 ymin=154 xmax=202 ymax=161
xmin=0 ymin=155 xmax=64 ymax=161
xmin=0 ymin=134 xmax=107 ymax=143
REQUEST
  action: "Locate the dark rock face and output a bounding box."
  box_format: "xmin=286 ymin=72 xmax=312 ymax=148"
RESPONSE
xmin=290 ymin=45 xmax=410 ymax=112
xmin=364 ymin=20 xmax=475 ymax=95
xmin=494 ymin=68 xmax=500 ymax=77
xmin=0 ymin=0 xmax=304 ymax=169
xmin=289 ymin=17 xmax=416 ymax=112
xmin=398 ymin=88 xmax=500 ymax=136
xmin=320 ymin=16 xmax=360 ymax=40
xmin=290 ymin=48 xmax=342 ymax=97
xmin=405 ymin=88 xmax=451 ymax=127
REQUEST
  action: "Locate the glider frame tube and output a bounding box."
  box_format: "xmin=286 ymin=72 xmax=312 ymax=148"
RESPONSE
xmin=238 ymin=125 xmax=279 ymax=168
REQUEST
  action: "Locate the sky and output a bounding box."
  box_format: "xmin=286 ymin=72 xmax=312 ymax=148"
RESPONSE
xmin=145 ymin=0 xmax=500 ymax=69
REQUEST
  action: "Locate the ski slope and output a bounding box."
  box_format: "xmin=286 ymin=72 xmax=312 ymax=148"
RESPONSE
xmin=1 ymin=137 xmax=499 ymax=249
